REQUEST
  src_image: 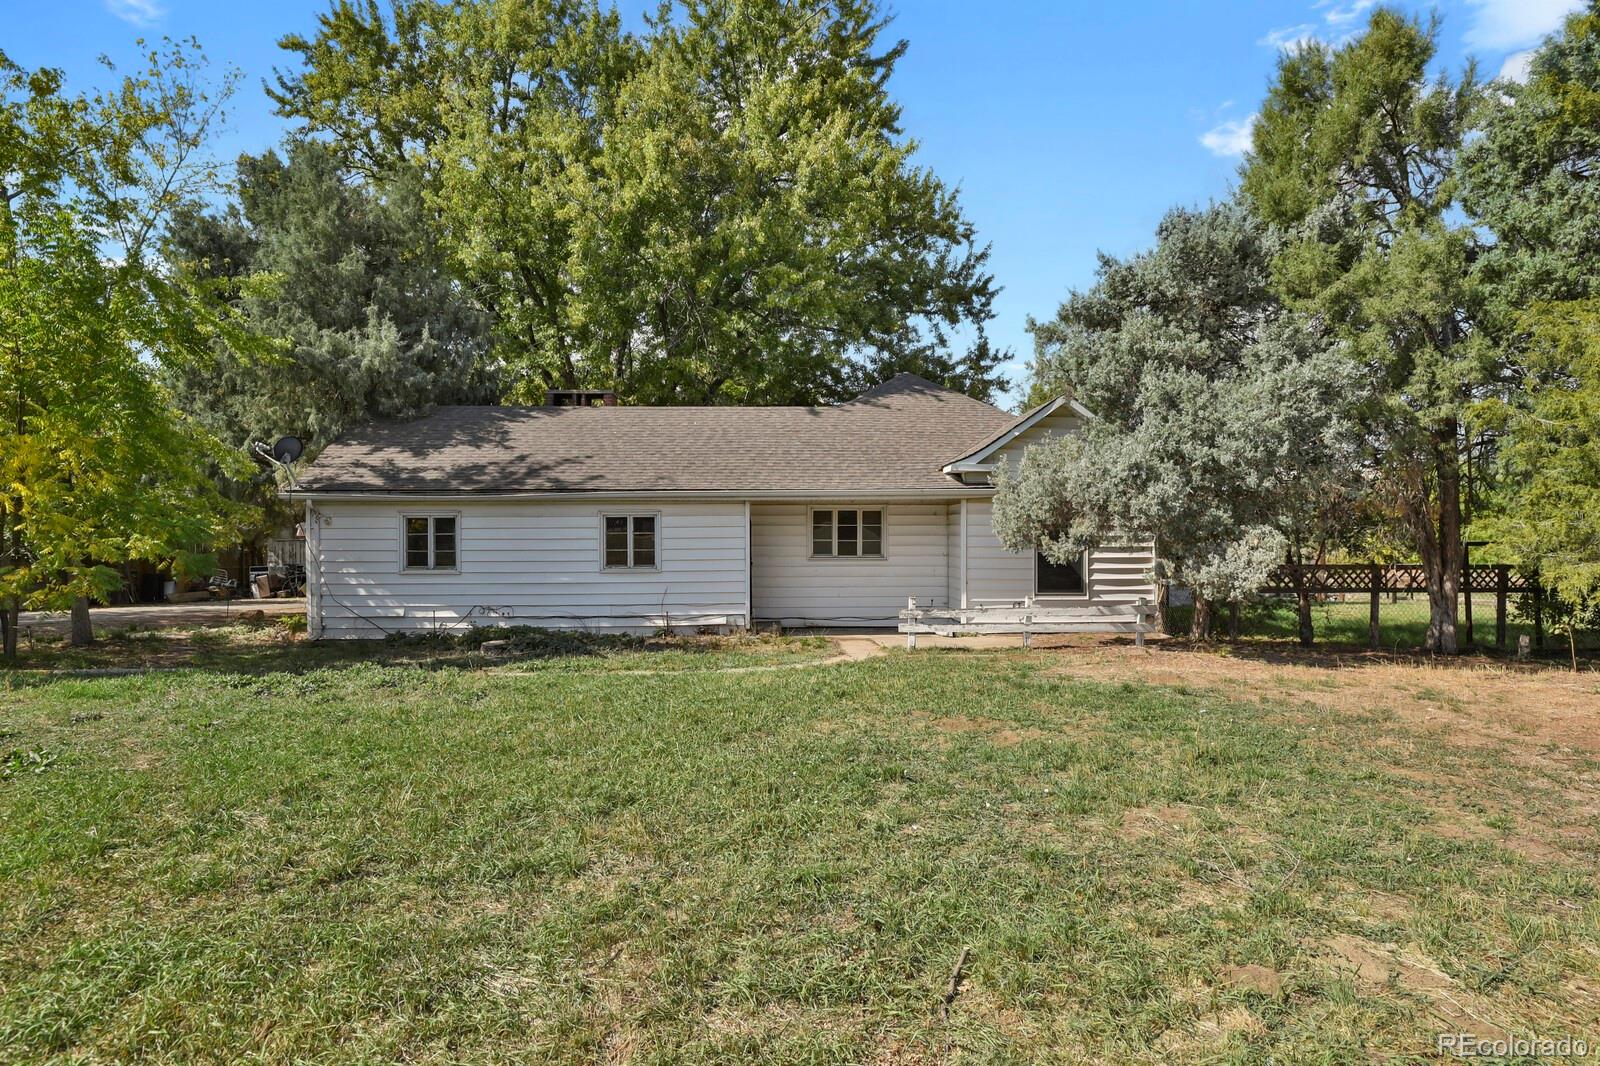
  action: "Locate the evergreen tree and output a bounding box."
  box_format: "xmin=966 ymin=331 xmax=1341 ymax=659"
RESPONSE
xmin=166 ymin=140 xmax=496 ymax=452
xmin=999 ymin=203 xmax=1362 ymax=640
xmin=1461 ymin=3 xmax=1600 ymax=663
xmin=1240 ymin=9 xmax=1491 ymax=654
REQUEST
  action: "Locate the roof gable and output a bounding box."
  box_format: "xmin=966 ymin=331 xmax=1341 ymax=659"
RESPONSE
xmin=942 ymin=395 xmax=1097 ymax=472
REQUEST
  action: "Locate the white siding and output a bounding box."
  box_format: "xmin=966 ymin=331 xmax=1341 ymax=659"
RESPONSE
xmin=307 ymin=498 xmax=748 ymax=638
xmin=751 ymin=502 xmax=949 ymax=626
xmin=964 ymin=499 xmax=1034 ymax=605
xmin=964 ymin=497 xmax=1158 ymax=612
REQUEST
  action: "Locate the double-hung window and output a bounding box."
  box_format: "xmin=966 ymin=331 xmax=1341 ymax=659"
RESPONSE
xmin=403 ymin=514 xmax=458 ymax=571
xmin=810 ymin=508 xmax=884 ymax=558
xmin=603 ymin=514 xmax=657 ymax=569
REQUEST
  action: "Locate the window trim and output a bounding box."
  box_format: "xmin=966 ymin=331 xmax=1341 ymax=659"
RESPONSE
xmin=807 ymin=505 xmax=887 ymax=560
xmin=399 ymin=511 xmax=462 ymax=574
xmin=599 ymin=511 xmax=662 ymax=572
xmin=1034 ymin=547 xmax=1089 ymax=599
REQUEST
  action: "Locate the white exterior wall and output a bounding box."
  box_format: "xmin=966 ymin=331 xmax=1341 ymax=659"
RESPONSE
xmin=960 ymin=406 xmax=1159 ymax=614
xmin=751 ymin=502 xmax=950 ymax=626
xmin=306 ymin=498 xmax=748 ymax=638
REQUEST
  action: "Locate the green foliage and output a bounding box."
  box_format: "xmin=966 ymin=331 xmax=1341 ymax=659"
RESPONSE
xmin=1002 ymin=203 xmax=1362 ymax=630
xmin=1239 ymin=8 xmax=1492 ymax=653
xmin=0 ymin=44 xmax=256 ymax=650
xmin=165 ymin=140 xmax=497 ymax=451
xmin=270 ymin=0 xmax=1005 ymax=404
xmin=1459 ymin=4 xmax=1600 ymax=637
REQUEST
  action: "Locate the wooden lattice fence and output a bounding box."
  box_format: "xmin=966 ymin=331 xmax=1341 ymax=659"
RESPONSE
xmin=1260 ymin=564 xmax=1543 ymax=650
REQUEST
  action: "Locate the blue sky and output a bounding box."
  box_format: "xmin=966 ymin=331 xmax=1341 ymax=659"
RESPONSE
xmin=9 ymin=0 xmax=1584 ymax=404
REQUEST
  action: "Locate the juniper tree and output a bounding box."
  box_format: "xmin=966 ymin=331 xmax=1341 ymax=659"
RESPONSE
xmin=996 ymin=203 xmax=1362 ymax=641
xmin=165 ymin=140 xmax=497 ymax=453
xmin=1240 ymin=9 xmax=1491 ymax=654
xmin=1461 ymin=2 xmax=1600 ymax=664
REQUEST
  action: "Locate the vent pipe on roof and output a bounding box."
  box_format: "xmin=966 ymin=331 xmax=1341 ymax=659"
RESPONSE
xmin=546 ymin=389 xmax=618 ymax=407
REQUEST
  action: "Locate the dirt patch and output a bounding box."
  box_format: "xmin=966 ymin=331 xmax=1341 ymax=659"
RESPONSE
xmin=908 ymin=711 xmax=1047 ymax=747
xmin=1322 ymin=934 xmax=1510 ymax=1042
xmin=1119 ymin=803 xmax=1200 ymax=840
xmin=1034 ymin=640 xmax=1600 ymax=756
xmin=1217 ymin=964 xmax=1284 ymax=997
xmin=1155 ymin=1006 xmax=1265 ymax=1054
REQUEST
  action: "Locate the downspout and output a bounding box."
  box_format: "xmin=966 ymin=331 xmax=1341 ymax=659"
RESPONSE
xmin=743 ymin=500 xmax=753 ymax=631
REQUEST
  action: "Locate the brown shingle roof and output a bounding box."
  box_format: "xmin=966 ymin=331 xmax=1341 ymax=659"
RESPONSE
xmin=294 ymin=373 xmax=1014 ymax=497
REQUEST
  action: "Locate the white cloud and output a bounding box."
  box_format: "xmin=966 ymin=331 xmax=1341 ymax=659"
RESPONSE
xmin=1259 ymin=23 xmax=1319 ymax=50
xmin=1463 ymin=0 xmax=1581 ymax=51
xmin=1319 ymin=0 xmax=1377 ymax=30
xmin=1498 ymin=49 xmax=1536 ymax=82
xmin=105 ymin=0 xmax=165 ymax=26
xmin=1200 ymin=114 xmax=1257 ymax=157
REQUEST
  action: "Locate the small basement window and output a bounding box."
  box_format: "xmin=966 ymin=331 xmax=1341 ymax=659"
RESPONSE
xmin=1036 ymin=549 xmax=1086 ymax=596
xmin=403 ymin=515 xmax=458 ymax=571
xmin=811 ymin=508 xmax=884 ymax=558
xmin=603 ymin=514 xmax=657 ymax=569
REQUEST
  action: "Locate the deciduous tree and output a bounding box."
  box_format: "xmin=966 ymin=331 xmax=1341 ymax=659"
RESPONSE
xmin=270 ymin=0 xmax=1005 ymax=404
xmin=0 ymin=43 xmax=252 ymax=656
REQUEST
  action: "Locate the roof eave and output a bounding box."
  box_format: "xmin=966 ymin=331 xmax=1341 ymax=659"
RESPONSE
xmin=283 ymin=485 xmax=996 ymax=503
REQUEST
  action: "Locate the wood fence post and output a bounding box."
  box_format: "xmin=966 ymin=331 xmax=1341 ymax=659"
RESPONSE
xmin=1533 ymin=581 xmax=1545 ymax=650
xmin=1369 ymin=563 xmax=1381 ymax=651
xmin=1495 ymin=565 xmax=1508 ymax=649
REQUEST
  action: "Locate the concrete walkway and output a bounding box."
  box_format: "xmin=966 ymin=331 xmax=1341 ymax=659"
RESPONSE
xmin=16 ymin=599 xmax=306 ymax=637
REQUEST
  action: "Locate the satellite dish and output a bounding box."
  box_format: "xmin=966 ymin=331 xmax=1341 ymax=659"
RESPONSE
xmin=270 ymin=436 xmax=304 ymax=464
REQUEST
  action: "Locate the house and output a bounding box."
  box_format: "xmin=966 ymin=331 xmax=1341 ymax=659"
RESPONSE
xmin=287 ymin=373 xmax=1156 ymax=638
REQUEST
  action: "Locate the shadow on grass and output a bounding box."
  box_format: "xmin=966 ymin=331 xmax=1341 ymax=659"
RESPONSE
xmin=0 ymin=624 xmax=753 ymax=686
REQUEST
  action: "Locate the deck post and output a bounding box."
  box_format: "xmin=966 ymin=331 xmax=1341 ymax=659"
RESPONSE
xmin=1369 ymin=564 xmax=1381 ymax=650
xmin=1495 ymin=565 xmax=1509 ymax=648
xmin=1533 ymin=581 xmax=1545 ymax=650
xmin=906 ymin=596 xmax=917 ymax=651
xmin=1021 ymin=613 xmax=1032 ymax=650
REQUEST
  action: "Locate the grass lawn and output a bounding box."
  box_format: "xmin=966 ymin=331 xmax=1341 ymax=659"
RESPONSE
xmin=1170 ymin=596 xmax=1598 ymax=658
xmin=3 ymin=633 xmax=1598 ymax=1062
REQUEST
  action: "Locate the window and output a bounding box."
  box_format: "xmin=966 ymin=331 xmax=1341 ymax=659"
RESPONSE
xmin=403 ymin=514 xmax=458 ymax=571
xmin=603 ymin=514 xmax=657 ymax=569
xmin=810 ymin=508 xmax=884 ymax=558
xmin=1036 ymin=549 xmax=1086 ymax=596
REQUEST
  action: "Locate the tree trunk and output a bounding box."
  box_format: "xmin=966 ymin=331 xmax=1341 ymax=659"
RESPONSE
xmin=1408 ymin=424 xmax=1464 ymax=655
xmin=1288 ymin=561 xmax=1314 ymax=647
xmin=69 ymin=596 xmax=94 ymax=647
xmin=1155 ymin=581 xmax=1169 ymax=635
xmin=1 ymin=598 xmax=15 ymax=661
xmin=1226 ymin=601 xmax=1242 ymax=640
xmin=1191 ymin=597 xmax=1213 ymax=642
xmin=1572 ymin=627 xmax=1580 ymax=674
